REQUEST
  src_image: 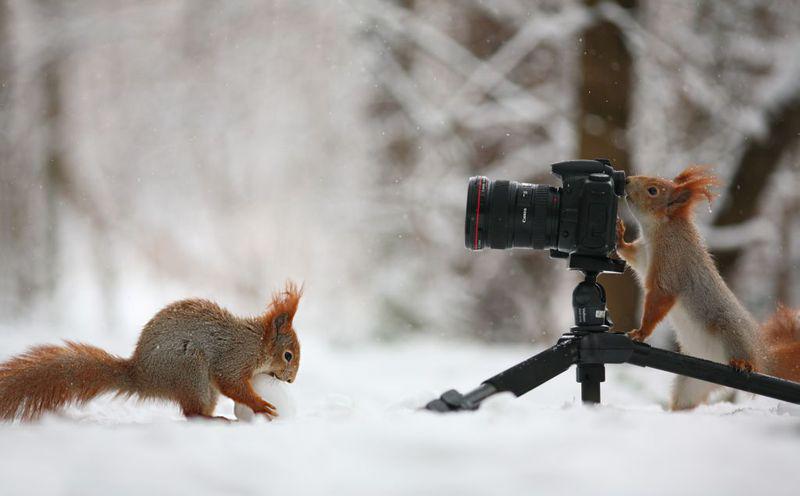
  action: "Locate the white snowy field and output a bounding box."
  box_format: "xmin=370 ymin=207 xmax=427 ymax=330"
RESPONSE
xmin=0 ymin=334 xmax=798 ymax=496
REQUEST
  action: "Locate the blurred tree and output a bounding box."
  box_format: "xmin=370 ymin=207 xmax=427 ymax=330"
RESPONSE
xmin=365 ymin=0 xmax=428 ymax=338
xmin=0 ymin=0 xmax=121 ymax=325
xmin=0 ymin=0 xmax=52 ymax=318
xmin=457 ymin=3 xmax=564 ymax=341
xmin=41 ymin=56 xmax=67 ymax=299
xmin=0 ymin=0 xmax=23 ymax=315
xmin=712 ymin=92 xmax=800 ymax=281
xmin=628 ymin=0 xmax=800 ymax=317
xmin=775 ymin=198 xmax=800 ymax=305
xmin=578 ymin=0 xmax=640 ymax=332
xmin=368 ymin=0 xmax=418 ymax=178
xmin=0 ymin=0 xmax=71 ymax=318
xmin=365 ymin=0 xmax=583 ymax=341
xmin=2 ymin=0 xmax=799 ymax=344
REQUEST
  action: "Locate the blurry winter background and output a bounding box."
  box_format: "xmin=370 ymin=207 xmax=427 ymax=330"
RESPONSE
xmin=1 ymin=1 xmax=800 ymax=495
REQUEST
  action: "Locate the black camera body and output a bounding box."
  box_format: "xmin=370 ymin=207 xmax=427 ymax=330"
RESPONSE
xmin=465 ymin=159 xmax=626 ymax=271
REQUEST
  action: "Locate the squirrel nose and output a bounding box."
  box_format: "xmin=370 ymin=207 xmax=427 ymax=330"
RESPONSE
xmin=625 ymin=177 xmax=631 ymax=185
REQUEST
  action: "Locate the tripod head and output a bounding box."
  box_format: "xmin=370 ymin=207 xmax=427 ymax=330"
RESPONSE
xmin=567 ymin=254 xmax=625 ymax=332
xmin=572 ymin=270 xmax=610 ymax=331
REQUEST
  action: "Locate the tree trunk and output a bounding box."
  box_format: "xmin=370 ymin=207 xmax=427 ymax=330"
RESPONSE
xmin=774 ymin=200 xmax=798 ymax=305
xmin=42 ymin=57 xmax=67 ymax=298
xmin=0 ymin=0 xmax=21 ymax=315
xmin=578 ymin=0 xmax=640 ymax=332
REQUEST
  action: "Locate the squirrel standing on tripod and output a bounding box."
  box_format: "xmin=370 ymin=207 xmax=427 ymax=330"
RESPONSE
xmin=616 ymin=166 xmax=800 ymax=410
xmin=0 ymin=282 xmax=302 ymax=421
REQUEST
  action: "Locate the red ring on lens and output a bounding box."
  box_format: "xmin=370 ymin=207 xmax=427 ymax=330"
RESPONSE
xmin=474 ymin=177 xmax=483 ymax=249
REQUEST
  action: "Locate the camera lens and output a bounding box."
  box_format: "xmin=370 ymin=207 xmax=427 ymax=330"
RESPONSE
xmin=465 ymin=176 xmax=559 ymax=250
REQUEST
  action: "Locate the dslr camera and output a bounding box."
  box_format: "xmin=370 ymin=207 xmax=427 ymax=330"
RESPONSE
xmin=465 ymin=159 xmax=626 ymax=271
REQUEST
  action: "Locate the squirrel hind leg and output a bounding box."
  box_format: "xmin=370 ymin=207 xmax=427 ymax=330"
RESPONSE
xmin=670 ymin=375 xmax=718 ymax=411
xmin=180 ymin=398 xmax=218 ymax=419
xmin=184 ymin=412 xmax=230 ymax=422
xmin=177 ymin=387 xmax=219 ymax=419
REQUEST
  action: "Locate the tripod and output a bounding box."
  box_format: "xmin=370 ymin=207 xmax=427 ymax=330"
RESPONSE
xmin=426 ymin=255 xmax=800 ymax=412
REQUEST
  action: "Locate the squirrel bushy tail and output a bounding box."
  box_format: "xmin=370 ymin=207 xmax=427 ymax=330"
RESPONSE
xmin=0 ymin=341 xmax=132 ymax=421
xmin=761 ymin=305 xmax=800 ymax=383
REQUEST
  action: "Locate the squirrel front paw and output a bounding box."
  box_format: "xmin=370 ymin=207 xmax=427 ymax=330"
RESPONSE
xmin=616 ymin=218 xmax=626 ymax=241
xmin=252 ymin=400 xmax=279 ymax=419
xmin=627 ymin=329 xmax=647 ymax=342
xmin=615 ymin=218 xmax=632 ymax=254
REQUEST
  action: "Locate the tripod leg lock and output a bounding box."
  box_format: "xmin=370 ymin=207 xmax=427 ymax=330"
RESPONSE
xmin=576 ymin=363 xmax=605 ymax=383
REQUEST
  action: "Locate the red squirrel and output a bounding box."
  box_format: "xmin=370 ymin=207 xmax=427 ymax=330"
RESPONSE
xmin=0 ymin=281 xmax=302 ymax=421
xmin=616 ymin=166 xmax=800 ymax=409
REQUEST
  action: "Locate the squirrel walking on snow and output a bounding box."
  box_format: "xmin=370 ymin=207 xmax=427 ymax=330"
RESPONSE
xmin=617 ymin=166 xmax=800 ymax=409
xmin=0 ymin=281 xmax=302 ymax=421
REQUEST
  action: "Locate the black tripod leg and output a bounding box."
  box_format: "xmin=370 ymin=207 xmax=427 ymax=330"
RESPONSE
xmin=628 ymin=342 xmax=800 ymax=404
xmin=426 ymin=338 xmax=580 ymax=412
xmin=577 ymin=363 xmax=605 ymax=404
xmin=582 ymin=381 xmax=600 ymax=403
xmin=484 ymin=337 xmax=580 ymax=396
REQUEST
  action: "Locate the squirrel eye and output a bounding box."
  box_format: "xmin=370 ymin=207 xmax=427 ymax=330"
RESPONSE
xmin=647 ymin=186 xmax=658 ymax=196
xmin=284 ymin=351 xmax=293 ymax=363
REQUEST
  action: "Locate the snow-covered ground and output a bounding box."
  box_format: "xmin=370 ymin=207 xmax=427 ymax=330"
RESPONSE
xmin=1 ymin=333 xmax=798 ymax=496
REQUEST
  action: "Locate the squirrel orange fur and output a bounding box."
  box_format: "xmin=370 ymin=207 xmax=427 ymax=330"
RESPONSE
xmin=617 ymin=166 xmax=800 ymax=409
xmin=0 ymin=281 xmax=303 ymax=421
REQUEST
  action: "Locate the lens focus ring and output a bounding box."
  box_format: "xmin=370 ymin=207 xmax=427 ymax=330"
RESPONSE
xmin=488 ymin=180 xmax=512 ymax=249
xmin=531 ymin=185 xmax=550 ymax=249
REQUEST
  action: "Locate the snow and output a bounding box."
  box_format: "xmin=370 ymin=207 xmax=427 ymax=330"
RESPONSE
xmin=234 ymin=374 xmax=297 ymax=421
xmin=1 ymin=334 xmax=798 ymax=496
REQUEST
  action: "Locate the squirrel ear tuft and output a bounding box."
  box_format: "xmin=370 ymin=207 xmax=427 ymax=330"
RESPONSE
xmin=667 ymin=165 xmax=720 ymax=217
xmin=263 ymin=280 xmax=304 ymax=334
xmin=674 ymin=165 xmax=712 ymax=185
